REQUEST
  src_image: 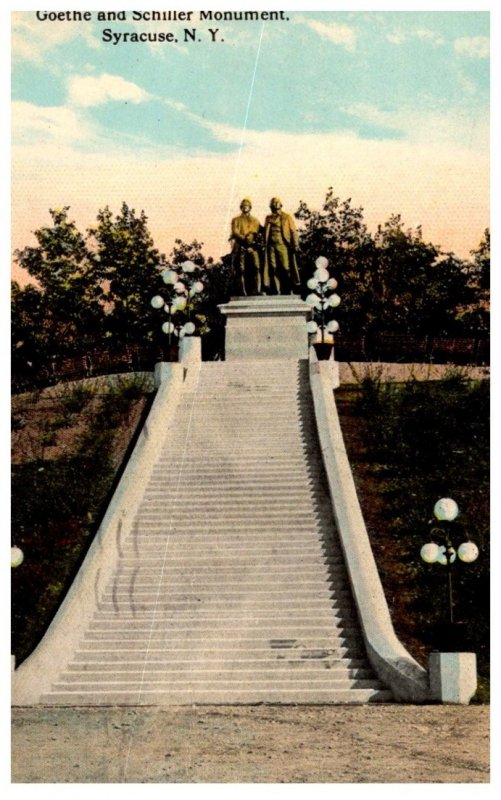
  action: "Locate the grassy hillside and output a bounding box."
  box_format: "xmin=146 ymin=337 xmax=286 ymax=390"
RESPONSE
xmin=336 ymin=371 xmax=489 ymax=700
xmin=11 ymin=374 xmax=155 ymax=665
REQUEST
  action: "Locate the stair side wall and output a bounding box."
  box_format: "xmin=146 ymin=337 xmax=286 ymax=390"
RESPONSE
xmin=309 ymin=352 xmax=430 ymax=702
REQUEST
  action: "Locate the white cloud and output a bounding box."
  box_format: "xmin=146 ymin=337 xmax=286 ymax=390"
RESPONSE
xmin=12 ymin=100 xmax=92 ymax=146
xmin=457 ymin=71 xmax=478 ymax=95
xmin=300 ymin=18 xmax=356 ymax=52
xmin=67 ymin=73 xmax=152 ymax=107
xmin=415 ymin=29 xmax=445 ymax=46
xmin=386 ymin=27 xmax=444 ymax=47
xmin=340 ymin=102 xmax=489 ymax=152
xmin=11 ymin=12 xmax=99 ymax=64
xmin=454 ymin=36 xmax=489 ymax=59
xmin=386 ymin=31 xmax=406 ymax=45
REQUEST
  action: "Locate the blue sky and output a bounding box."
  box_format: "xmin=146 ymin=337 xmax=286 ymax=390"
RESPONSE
xmin=10 ymin=5 xmax=491 ymax=276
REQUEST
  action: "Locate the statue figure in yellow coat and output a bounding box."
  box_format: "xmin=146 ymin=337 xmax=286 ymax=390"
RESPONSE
xmin=263 ymin=197 xmax=300 ymax=294
xmin=229 ymin=198 xmax=263 ymax=295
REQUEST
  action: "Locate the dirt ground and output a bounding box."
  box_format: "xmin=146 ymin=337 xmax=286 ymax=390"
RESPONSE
xmin=11 ymin=704 xmax=489 ymax=784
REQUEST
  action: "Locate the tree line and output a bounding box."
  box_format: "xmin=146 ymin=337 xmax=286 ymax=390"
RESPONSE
xmin=12 ymin=191 xmax=489 ymax=380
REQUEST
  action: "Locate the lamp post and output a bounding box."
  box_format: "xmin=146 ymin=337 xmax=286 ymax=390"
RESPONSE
xmin=420 ymin=497 xmax=479 ymax=650
xmin=151 ymin=260 xmax=204 ymax=358
xmin=305 ymin=256 xmax=341 ymax=359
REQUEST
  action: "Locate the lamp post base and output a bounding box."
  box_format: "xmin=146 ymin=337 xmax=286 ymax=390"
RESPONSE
xmin=429 ymin=652 xmax=477 ymax=704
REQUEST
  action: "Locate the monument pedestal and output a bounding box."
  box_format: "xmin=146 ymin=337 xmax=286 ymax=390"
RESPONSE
xmin=218 ymin=295 xmax=311 ymax=360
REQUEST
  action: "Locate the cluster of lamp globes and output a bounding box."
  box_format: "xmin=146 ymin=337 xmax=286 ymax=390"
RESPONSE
xmin=420 ymin=498 xmax=479 ymax=565
xmin=150 ymin=260 xmax=203 ymax=338
xmin=305 ymin=256 xmax=341 ymax=340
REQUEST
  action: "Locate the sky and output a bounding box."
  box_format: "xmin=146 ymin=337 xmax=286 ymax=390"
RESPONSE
xmin=10 ymin=4 xmax=491 ymax=285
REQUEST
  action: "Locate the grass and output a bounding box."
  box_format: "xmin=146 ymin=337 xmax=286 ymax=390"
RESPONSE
xmin=11 ymin=374 xmax=154 ymax=665
xmin=336 ymin=370 xmax=489 ymax=698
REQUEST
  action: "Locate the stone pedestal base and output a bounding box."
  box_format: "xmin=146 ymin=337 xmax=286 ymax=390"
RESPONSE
xmin=218 ymin=295 xmax=311 ymax=360
xmin=429 ymin=652 xmax=477 ymax=704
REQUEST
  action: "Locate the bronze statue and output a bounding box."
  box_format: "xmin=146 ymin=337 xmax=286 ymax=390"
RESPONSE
xmin=263 ymin=197 xmax=300 ymax=294
xmin=229 ymin=198 xmax=263 ymax=296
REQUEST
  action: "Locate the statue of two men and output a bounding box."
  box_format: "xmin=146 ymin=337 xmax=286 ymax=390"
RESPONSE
xmin=229 ymin=197 xmax=300 ymax=296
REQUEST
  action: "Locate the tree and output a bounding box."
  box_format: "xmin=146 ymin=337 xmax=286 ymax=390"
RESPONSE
xmin=11 ymin=281 xmax=49 ymax=385
xmin=14 ymin=207 xmax=105 ymax=360
xmin=295 ymin=189 xmax=377 ymax=336
xmin=295 ymin=191 xmax=472 ymax=338
xmin=371 ymin=215 xmax=469 ymax=336
xmin=88 ymin=203 xmax=164 ymax=349
xmin=455 ymin=229 xmax=490 ymax=335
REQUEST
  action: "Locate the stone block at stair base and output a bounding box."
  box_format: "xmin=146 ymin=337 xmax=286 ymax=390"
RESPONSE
xmin=429 ymin=652 xmax=477 ymax=704
xmin=218 ymin=295 xmax=311 ymax=359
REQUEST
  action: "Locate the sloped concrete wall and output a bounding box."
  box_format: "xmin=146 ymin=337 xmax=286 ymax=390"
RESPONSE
xmin=309 ymin=351 xmax=430 ymax=702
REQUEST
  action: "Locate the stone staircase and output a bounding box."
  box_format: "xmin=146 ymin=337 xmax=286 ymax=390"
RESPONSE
xmin=40 ymin=359 xmax=392 ymax=704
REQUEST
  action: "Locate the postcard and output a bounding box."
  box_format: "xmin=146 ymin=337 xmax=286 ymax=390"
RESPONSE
xmin=9 ymin=2 xmax=491 ymax=787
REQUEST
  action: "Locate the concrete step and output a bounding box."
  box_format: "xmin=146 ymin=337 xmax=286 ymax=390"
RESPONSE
xmin=99 ymin=589 xmax=354 ymax=603
xmin=140 ymin=489 xmax=326 ymax=499
xmin=122 ymin=539 xmax=337 ymax=550
xmin=50 ymin=677 xmax=385 ymax=693
xmin=131 ymin=519 xmax=334 ymax=529
xmin=106 ymin=583 xmax=352 ymax=595
xmin=66 ymin=657 xmax=372 ymax=671
xmin=103 ymin=580 xmax=352 ymax=595
xmin=91 ymin=609 xmax=358 ymax=625
xmin=98 ymin=585 xmax=353 ymax=597
xmin=111 ymin=553 xmax=344 ymax=564
xmin=39 ymin=688 xmax=393 ymax=705
xmin=100 ymin=580 xmax=352 ymax=593
xmin=120 ymin=542 xmax=340 ymax=554
xmin=116 ymin=528 xmax=337 ymax=540
xmin=105 ymin=563 xmax=347 ymax=576
xmin=85 ymin=626 xmax=363 ymax=639
xmin=111 ymin=561 xmax=346 ymax=573
xmin=98 ymin=594 xmax=354 ymax=609
xmin=136 ymin=501 xmax=325 ymax=513
xmin=123 ymin=529 xmax=337 ymax=540
xmin=58 ymin=665 xmax=376 ymax=681
xmin=108 ymin=562 xmax=348 ymax=574
xmin=75 ymin=644 xmax=368 ymax=659
xmin=83 ymin=628 xmax=364 ymax=642
xmin=134 ymin=514 xmax=329 ymax=525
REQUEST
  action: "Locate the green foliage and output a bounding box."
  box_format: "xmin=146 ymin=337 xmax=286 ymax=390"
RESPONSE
xmin=338 ymin=376 xmax=490 ymax=688
xmin=47 ymin=412 xmax=73 ymax=430
xmin=88 ymin=203 xmax=163 ymax=348
xmin=296 ymin=190 xmax=487 ymax=339
xmin=11 ymin=378 xmax=152 ymax=664
xmin=13 ymin=208 xmax=105 ymax=360
xmin=59 ymin=383 xmax=95 ymax=414
xmin=455 ymin=229 xmax=490 ymax=335
xmin=98 ymin=375 xmax=153 ymax=424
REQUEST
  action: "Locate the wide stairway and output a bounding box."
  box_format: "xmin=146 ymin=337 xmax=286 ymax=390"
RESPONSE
xmin=40 ymin=359 xmax=392 ymax=704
